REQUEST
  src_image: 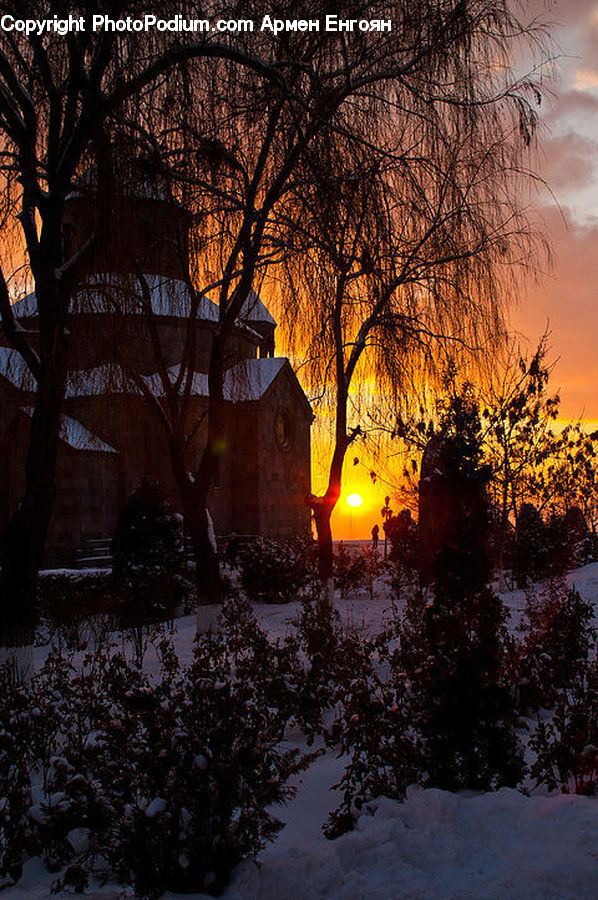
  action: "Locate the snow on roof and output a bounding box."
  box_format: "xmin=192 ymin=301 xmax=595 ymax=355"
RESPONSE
xmin=224 ymin=357 xmax=286 ymax=401
xmin=66 ymin=365 xmax=140 ymax=397
xmin=149 ymin=358 xmax=287 ymax=402
xmin=10 ymin=280 xmax=275 ymax=329
xmin=0 ymin=354 xmax=139 ymax=398
xmin=0 ymin=347 xmax=36 ymax=391
xmin=141 ymin=368 xmax=208 ymax=398
xmin=11 ymin=275 xmax=219 ymax=321
xmin=20 ymin=407 xmax=117 ymax=454
xmin=237 ymin=289 xmax=277 ymax=326
xmin=0 ymin=346 xmax=291 ymax=407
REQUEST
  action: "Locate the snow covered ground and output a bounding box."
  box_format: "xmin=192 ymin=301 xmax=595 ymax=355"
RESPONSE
xmin=14 ymin=562 xmax=598 ymax=899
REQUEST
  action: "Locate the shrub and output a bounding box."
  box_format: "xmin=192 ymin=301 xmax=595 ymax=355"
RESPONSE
xmin=530 ymin=661 xmax=598 ymax=794
xmin=111 ymin=481 xmax=192 ymax=637
xmin=419 ymin=585 xmax=524 ymax=791
xmin=513 ymin=503 xmax=549 ymax=586
xmin=322 ymin=636 xmax=418 ymax=838
xmin=4 ymin=607 xmax=303 ymax=898
xmin=36 ymin=572 xmax=114 ymax=650
xmin=333 ymin=544 xmax=383 ymax=601
xmin=111 ymin=479 xmax=185 ymax=583
xmin=516 ymin=580 xmax=596 ymax=711
xmin=238 ymin=537 xmax=316 ymax=603
xmin=410 ymin=392 xmax=524 ymax=791
xmin=385 ymin=509 xmax=419 ymax=595
xmin=0 ymin=668 xmax=38 ymax=886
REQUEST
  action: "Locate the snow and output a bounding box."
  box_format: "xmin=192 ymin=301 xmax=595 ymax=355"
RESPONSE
xmin=223 ymin=357 xmax=287 ymax=402
xmin=9 ymin=278 xmax=274 ymax=329
xmin=226 ymin=788 xmax=598 ymax=900
xmin=147 ymin=357 xmax=287 ymax=402
xmin=10 ymin=275 xmax=213 ymax=321
xmin=11 ymin=561 xmax=598 ymax=899
xmin=145 ymin=798 xmax=168 ymax=819
xmin=20 ymin=408 xmax=117 ymax=454
xmin=237 ymin=289 xmax=277 ymax=326
xmin=0 ymin=347 xmax=36 ymax=391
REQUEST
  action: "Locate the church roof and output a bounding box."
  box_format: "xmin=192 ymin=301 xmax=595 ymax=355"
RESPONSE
xmin=0 ymin=349 xmax=295 ymax=406
xmin=10 ymin=278 xmax=276 ymax=328
xmin=20 ymin=407 xmax=117 ymax=454
xmin=151 ymin=357 xmax=287 ymax=401
xmin=11 ymin=275 xmax=219 ymax=321
xmin=0 ymin=347 xmax=35 ymax=391
xmin=237 ymin=290 xmax=277 ymax=326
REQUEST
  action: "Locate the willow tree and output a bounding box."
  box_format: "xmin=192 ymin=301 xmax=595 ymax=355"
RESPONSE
xmin=281 ymin=4 xmax=549 ymax=592
xmin=77 ymin=1 xmax=514 ymax=605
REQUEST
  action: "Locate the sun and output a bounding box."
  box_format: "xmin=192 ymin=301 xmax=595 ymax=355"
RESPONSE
xmin=346 ymin=492 xmax=363 ymax=508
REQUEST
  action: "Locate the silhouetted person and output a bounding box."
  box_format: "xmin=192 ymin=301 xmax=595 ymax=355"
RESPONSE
xmin=371 ymin=523 xmax=380 ymax=550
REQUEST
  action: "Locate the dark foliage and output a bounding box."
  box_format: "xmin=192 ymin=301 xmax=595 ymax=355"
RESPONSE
xmin=517 ymin=580 xmax=596 ymax=711
xmin=334 ymin=544 xmax=382 ymax=600
xmin=111 ymin=480 xmax=185 ymax=583
xmin=2 ymin=600 xmax=306 ymax=897
xmin=530 ymin=661 xmax=598 ymax=794
xmin=238 ymin=537 xmax=317 ymax=604
xmin=111 ymin=480 xmax=192 ymax=627
xmin=385 ymin=509 xmax=419 ymax=594
xmin=0 ymin=669 xmax=38 ymax=886
xmin=414 ymin=392 xmax=524 ymax=790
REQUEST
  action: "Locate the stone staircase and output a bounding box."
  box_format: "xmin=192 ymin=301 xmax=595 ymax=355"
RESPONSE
xmin=75 ymin=538 xmax=112 ymax=570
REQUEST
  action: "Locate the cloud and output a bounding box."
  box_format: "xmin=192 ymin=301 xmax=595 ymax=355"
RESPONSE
xmin=537 ymin=131 xmax=598 ymax=192
xmin=547 ymin=89 xmax=598 ymax=118
xmin=574 ymin=68 xmax=598 ymax=90
xmin=511 ymin=206 xmax=598 ymax=418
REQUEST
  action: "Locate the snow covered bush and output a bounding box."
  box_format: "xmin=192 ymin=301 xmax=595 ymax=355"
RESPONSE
xmin=416 ymin=584 xmax=524 ymax=791
xmin=334 ymin=543 xmax=367 ymax=598
xmin=322 ymin=634 xmax=418 ymax=838
xmin=111 ymin=480 xmax=192 ymax=635
xmin=238 ymin=537 xmax=316 ymax=603
xmin=530 ymin=660 xmax=598 ymax=794
xmin=516 ymin=580 xmax=596 ymax=711
xmin=334 ymin=544 xmax=382 ymax=601
xmin=401 ymin=393 xmax=524 ymax=791
xmin=0 ymin=668 xmax=38 ymax=887
xmin=36 ymin=572 xmax=114 ymax=650
xmin=1 ymin=612 xmax=303 ymax=898
xmin=112 ymin=479 xmax=185 ymax=582
xmin=385 ymin=509 xmax=419 ymax=595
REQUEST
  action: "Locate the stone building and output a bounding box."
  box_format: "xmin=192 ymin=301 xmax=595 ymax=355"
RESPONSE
xmin=0 ymin=179 xmax=312 ymax=565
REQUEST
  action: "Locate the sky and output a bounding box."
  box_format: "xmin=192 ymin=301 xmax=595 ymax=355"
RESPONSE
xmin=332 ymin=0 xmax=598 ymax=539
xmin=514 ymin=0 xmax=598 ymax=419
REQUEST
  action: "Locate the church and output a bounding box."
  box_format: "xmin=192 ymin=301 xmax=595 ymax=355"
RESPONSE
xmin=0 ymin=173 xmax=313 ymax=566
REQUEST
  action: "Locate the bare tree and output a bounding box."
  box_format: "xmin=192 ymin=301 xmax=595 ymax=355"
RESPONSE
xmin=279 ymin=4 xmax=550 ymax=595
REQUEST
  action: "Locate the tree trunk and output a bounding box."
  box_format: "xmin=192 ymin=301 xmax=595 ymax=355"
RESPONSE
xmin=313 ymin=500 xmax=334 ymax=581
xmin=183 ymin=491 xmax=222 ymax=607
xmin=0 ymin=345 xmax=67 ymax=670
xmin=311 ymin=497 xmax=337 ymax=607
